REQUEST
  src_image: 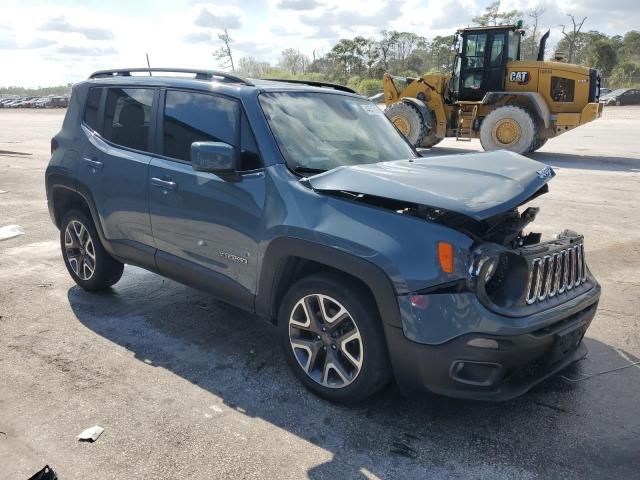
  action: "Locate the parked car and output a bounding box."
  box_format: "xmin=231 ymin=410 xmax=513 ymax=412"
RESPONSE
xmin=600 ymin=88 xmax=640 ymax=106
xmin=46 ymin=68 xmax=601 ymax=404
xmin=599 ymin=87 xmax=612 ymax=96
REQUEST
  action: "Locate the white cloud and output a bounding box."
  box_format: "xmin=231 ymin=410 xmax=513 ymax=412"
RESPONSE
xmin=277 ymin=0 xmax=321 ymax=10
xmin=39 ymin=16 xmax=114 ymax=40
xmin=194 ymin=7 xmax=243 ymax=29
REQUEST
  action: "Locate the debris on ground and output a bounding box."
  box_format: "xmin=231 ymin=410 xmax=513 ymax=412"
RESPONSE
xmin=0 ymin=190 xmax=7 ymax=194
xmin=77 ymin=425 xmax=104 ymax=442
xmin=27 ymin=465 xmax=57 ymax=480
xmin=0 ymin=224 xmax=23 ymax=241
xmin=37 ymin=283 xmax=52 ymax=288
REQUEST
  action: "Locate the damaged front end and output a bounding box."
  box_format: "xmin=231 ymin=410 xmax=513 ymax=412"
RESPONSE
xmin=306 ymin=152 xmax=596 ymax=316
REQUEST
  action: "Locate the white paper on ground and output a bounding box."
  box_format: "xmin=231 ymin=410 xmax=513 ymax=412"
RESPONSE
xmin=77 ymin=425 xmax=104 ymax=442
xmin=0 ymin=225 xmax=23 ymax=241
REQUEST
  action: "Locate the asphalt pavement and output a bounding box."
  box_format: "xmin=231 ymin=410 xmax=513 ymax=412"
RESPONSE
xmin=0 ymin=107 xmax=639 ymax=479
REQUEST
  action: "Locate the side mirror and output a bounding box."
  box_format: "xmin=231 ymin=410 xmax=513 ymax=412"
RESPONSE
xmin=190 ymin=141 xmax=237 ymax=174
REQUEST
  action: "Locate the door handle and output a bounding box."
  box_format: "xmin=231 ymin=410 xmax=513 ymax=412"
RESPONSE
xmin=150 ymin=177 xmax=178 ymax=190
xmin=82 ymin=157 xmax=103 ymax=169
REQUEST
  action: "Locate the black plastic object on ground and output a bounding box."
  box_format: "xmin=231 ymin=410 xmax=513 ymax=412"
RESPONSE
xmin=28 ymin=465 xmax=57 ymax=480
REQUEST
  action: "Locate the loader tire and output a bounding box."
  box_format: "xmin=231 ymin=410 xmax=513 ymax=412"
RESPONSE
xmin=420 ymin=133 xmax=443 ymax=148
xmin=527 ymin=137 xmax=548 ymax=153
xmin=385 ymin=102 xmax=428 ymax=147
xmin=479 ymin=105 xmax=536 ymax=154
xmin=418 ymin=108 xmax=443 ymax=148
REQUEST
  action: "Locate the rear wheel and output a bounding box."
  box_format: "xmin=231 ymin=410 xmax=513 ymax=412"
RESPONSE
xmin=479 ymin=105 xmax=536 ymax=154
xmin=384 ymin=101 xmax=428 ymax=147
xmin=60 ymin=210 xmax=124 ymax=291
xmin=278 ymin=272 xmax=391 ymax=404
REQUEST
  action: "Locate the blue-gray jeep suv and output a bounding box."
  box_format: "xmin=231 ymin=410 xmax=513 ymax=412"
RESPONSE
xmin=45 ymin=68 xmax=601 ymax=404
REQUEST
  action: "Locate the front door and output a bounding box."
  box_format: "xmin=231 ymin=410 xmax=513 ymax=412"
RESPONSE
xmin=148 ymin=89 xmax=266 ymax=305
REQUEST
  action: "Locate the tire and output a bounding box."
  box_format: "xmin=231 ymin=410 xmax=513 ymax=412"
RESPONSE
xmin=418 ymin=108 xmax=443 ymax=148
xmin=615 ymin=100 xmax=621 ymax=106
xmin=278 ymin=271 xmax=391 ymax=404
xmin=420 ymin=133 xmax=443 ymax=148
xmin=384 ymin=101 xmax=428 ymax=147
xmin=479 ymin=105 xmax=537 ymax=154
xmin=527 ymin=137 xmax=548 ymax=153
xmin=60 ymin=209 xmax=124 ymax=291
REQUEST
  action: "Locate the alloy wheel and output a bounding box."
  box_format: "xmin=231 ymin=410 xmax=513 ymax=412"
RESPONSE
xmin=288 ymin=294 xmax=363 ymax=388
xmin=64 ymin=220 xmax=96 ymax=281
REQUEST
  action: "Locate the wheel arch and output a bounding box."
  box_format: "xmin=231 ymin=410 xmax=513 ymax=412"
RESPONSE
xmin=49 ymin=184 xmax=114 ymax=256
xmin=482 ymin=92 xmax=550 ymax=128
xmin=255 ymin=238 xmax=401 ymax=328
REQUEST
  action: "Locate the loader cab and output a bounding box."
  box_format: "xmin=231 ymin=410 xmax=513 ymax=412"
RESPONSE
xmin=451 ymin=25 xmax=522 ymax=101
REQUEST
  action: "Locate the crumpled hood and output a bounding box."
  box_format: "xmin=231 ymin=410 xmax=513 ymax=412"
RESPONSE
xmin=307 ymin=151 xmax=555 ymax=221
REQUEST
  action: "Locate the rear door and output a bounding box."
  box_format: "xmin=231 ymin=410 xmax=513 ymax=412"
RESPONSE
xmin=148 ymin=89 xmax=266 ymax=306
xmin=78 ymin=86 xmax=157 ymax=268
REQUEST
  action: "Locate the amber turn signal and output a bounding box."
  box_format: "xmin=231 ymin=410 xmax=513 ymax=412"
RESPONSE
xmin=437 ymin=241 xmax=454 ymax=273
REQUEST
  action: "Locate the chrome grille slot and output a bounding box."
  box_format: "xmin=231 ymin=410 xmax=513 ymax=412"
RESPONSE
xmin=525 ymin=242 xmax=587 ymax=305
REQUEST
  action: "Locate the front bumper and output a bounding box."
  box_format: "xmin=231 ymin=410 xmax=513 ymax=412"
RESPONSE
xmin=385 ymin=288 xmax=600 ymax=401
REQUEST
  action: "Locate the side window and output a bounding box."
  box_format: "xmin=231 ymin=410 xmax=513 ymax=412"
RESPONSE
xmin=84 ymin=88 xmax=102 ymax=131
xmin=163 ymin=90 xmax=238 ymax=162
xmin=240 ymin=113 xmax=262 ymax=170
xmin=465 ymin=34 xmax=486 ymax=69
xmin=551 ymin=77 xmax=575 ymax=102
xmin=490 ymin=34 xmax=505 ymax=67
xmin=103 ymin=88 xmax=154 ymax=151
xmin=507 ymin=31 xmax=520 ymax=61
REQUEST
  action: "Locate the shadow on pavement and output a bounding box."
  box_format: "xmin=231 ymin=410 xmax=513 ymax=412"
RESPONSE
xmin=68 ymin=268 xmax=640 ymax=479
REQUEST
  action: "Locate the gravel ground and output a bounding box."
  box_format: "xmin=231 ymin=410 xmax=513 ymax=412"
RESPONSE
xmin=0 ymin=107 xmax=639 ymax=479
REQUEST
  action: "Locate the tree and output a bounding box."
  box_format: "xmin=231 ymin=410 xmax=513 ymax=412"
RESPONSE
xmin=587 ymin=40 xmax=618 ymax=77
xmin=214 ymin=28 xmax=235 ymax=72
xmin=279 ymin=49 xmax=310 ymax=75
xmin=523 ymin=5 xmax=546 ymax=61
xmin=559 ymin=14 xmax=587 ymax=63
xmin=237 ymin=56 xmax=271 ymax=78
xmin=473 ymin=1 xmax=522 ymax=27
xmin=619 ymin=31 xmax=640 ymax=62
xmin=428 ymin=35 xmax=456 ymax=73
xmin=611 ymin=60 xmax=640 ymax=86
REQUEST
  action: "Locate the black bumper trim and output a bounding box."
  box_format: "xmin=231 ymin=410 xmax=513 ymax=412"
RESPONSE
xmin=384 ymin=302 xmax=597 ymax=401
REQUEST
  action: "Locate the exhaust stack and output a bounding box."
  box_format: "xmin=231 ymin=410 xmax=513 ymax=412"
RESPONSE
xmin=537 ymin=30 xmax=550 ymax=61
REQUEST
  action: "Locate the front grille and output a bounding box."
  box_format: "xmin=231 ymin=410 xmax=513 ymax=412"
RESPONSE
xmin=525 ymin=243 xmax=586 ymax=304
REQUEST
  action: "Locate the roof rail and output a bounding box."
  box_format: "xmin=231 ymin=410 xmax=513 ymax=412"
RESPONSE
xmin=88 ymin=68 xmax=253 ymax=86
xmin=263 ymin=78 xmax=358 ymax=94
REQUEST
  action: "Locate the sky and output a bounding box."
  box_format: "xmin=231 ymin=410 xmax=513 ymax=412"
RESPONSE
xmin=0 ymin=0 xmax=638 ymax=87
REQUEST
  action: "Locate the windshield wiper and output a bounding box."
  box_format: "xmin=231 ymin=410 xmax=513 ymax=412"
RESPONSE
xmin=292 ymin=165 xmax=327 ymax=175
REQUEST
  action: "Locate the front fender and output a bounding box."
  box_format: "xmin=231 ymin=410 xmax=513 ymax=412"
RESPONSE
xmin=255 ymin=237 xmax=402 ymax=328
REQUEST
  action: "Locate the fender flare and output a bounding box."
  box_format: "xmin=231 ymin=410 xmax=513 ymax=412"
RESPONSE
xmin=255 ymin=237 xmax=401 ymax=328
xmin=482 ymin=92 xmax=550 ymax=128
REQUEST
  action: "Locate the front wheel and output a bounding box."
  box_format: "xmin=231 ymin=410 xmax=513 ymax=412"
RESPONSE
xmin=479 ymin=105 xmax=536 ymax=154
xmin=60 ymin=210 xmax=124 ymax=291
xmin=278 ymin=272 xmax=391 ymax=404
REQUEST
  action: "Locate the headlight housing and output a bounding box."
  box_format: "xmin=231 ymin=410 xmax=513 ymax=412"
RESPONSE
xmin=473 ymin=252 xmax=529 ymax=308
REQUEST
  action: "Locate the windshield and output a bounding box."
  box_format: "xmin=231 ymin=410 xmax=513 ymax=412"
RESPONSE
xmin=259 ymin=92 xmax=417 ymax=172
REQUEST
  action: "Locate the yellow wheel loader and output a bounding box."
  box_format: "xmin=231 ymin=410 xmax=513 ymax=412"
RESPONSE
xmin=383 ymin=25 xmax=603 ymax=153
